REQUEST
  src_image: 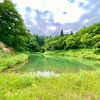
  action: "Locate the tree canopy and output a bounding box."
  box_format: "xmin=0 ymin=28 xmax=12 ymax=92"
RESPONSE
xmin=43 ymin=22 xmax=100 ymax=51
xmin=0 ymin=0 xmax=40 ymax=51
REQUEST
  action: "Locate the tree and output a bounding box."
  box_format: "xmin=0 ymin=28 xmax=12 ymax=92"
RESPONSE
xmin=0 ymin=0 xmax=33 ymax=51
xmin=70 ymin=31 xmax=73 ymax=35
xmin=65 ymin=35 xmax=75 ymax=49
xmin=92 ymin=35 xmax=100 ymax=48
xmin=60 ymin=29 xmax=64 ymax=36
xmin=35 ymin=34 xmax=45 ymax=46
xmin=50 ymin=35 xmax=52 ymax=38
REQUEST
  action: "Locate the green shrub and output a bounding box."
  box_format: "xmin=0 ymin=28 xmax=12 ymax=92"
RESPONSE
xmin=94 ymin=48 xmax=100 ymax=54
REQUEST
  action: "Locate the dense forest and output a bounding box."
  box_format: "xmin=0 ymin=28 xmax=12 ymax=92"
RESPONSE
xmin=0 ymin=0 xmax=100 ymax=53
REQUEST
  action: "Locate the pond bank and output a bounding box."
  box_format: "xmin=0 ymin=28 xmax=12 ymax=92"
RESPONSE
xmin=4 ymin=53 xmax=100 ymax=74
xmin=44 ymin=49 xmax=100 ymax=61
xmin=0 ymin=53 xmax=28 ymax=72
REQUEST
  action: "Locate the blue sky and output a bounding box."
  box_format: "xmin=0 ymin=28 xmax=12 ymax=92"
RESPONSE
xmin=12 ymin=0 xmax=100 ymax=36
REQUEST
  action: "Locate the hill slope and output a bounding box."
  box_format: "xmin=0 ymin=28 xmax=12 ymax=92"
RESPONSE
xmin=0 ymin=41 xmax=14 ymax=53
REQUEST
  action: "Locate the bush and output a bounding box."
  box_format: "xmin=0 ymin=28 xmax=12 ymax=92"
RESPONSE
xmin=94 ymin=48 xmax=100 ymax=54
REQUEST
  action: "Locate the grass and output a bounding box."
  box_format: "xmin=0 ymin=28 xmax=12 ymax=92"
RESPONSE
xmin=44 ymin=48 xmax=100 ymax=60
xmin=0 ymin=53 xmax=28 ymax=72
xmin=0 ymin=41 xmax=28 ymax=72
xmin=0 ymin=70 xmax=100 ymax=100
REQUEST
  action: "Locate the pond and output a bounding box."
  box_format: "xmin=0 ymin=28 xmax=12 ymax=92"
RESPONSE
xmin=5 ymin=53 xmax=100 ymax=74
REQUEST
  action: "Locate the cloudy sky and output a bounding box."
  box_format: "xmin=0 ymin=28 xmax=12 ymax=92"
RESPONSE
xmin=12 ymin=0 xmax=100 ymax=36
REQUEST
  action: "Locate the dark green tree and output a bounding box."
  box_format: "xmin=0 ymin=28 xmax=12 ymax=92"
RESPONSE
xmin=60 ymin=29 xmax=64 ymax=36
xmin=70 ymin=31 xmax=73 ymax=35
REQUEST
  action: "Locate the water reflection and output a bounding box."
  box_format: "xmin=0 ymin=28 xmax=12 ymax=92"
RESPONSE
xmin=5 ymin=53 xmax=100 ymax=73
xmin=29 ymin=70 xmax=59 ymax=77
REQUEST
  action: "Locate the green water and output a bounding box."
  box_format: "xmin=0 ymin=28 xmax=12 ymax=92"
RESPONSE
xmin=6 ymin=53 xmax=100 ymax=73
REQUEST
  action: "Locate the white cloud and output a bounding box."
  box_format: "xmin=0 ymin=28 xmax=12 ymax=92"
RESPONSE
xmin=52 ymin=0 xmax=86 ymax=23
xmin=31 ymin=19 xmax=37 ymax=25
xmin=0 ymin=0 xmax=4 ymax=3
xmin=30 ymin=10 xmax=37 ymax=18
xmin=47 ymin=26 xmax=57 ymax=31
xmin=45 ymin=13 xmax=51 ymax=20
xmin=82 ymin=19 xmax=89 ymax=24
xmin=12 ymin=0 xmax=86 ymax=23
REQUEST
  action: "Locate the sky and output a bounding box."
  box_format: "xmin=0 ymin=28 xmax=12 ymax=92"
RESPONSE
xmin=12 ymin=0 xmax=100 ymax=36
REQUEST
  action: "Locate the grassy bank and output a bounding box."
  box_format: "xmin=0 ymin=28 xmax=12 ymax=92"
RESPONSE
xmin=0 ymin=53 xmax=28 ymax=72
xmin=0 ymin=70 xmax=100 ymax=100
xmin=0 ymin=41 xmax=29 ymax=72
xmin=44 ymin=49 xmax=100 ymax=60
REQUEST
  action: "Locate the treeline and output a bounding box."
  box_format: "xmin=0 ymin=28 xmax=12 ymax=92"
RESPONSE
xmin=0 ymin=0 xmax=100 ymax=53
xmin=33 ymin=23 xmax=100 ymax=54
xmin=44 ymin=23 xmax=100 ymax=51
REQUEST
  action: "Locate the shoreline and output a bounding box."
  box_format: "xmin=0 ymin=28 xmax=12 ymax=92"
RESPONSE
xmin=43 ymin=49 xmax=100 ymax=61
xmin=0 ymin=53 xmax=28 ymax=72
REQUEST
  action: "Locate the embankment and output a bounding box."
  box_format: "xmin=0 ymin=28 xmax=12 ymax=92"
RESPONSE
xmin=0 ymin=53 xmax=28 ymax=72
xmin=0 ymin=41 xmax=28 ymax=72
xmin=44 ymin=49 xmax=100 ymax=60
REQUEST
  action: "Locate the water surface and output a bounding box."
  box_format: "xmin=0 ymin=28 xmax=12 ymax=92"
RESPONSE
xmin=6 ymin=53 xmax=100 ymax=74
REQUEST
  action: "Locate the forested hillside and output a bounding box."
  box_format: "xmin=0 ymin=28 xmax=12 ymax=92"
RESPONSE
xmin=0 ymin=0 xmax=100 ymax=54
xmin=43 ymin=23 xmax=100 ymax=52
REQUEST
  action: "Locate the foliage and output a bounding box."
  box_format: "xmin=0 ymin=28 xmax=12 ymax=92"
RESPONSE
xmin=43 ymin=22 xmax=100 ymax=51
xmin=44 ymin=49 xmax=100 ymax=60
xmin=44 ymin=35 xmax=68 ymax=50
xmin=94 ymin=48 xmax=100 ymax=54
xmin=0 ymin=0 xmax=39 ymax=52
xmin=60 ymin=29 xmax=64 ymax=36
xmin=35 ymin=34 xmax=45 ymax=46
xmin=70 ymin=31 xmax=74 ymax=35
